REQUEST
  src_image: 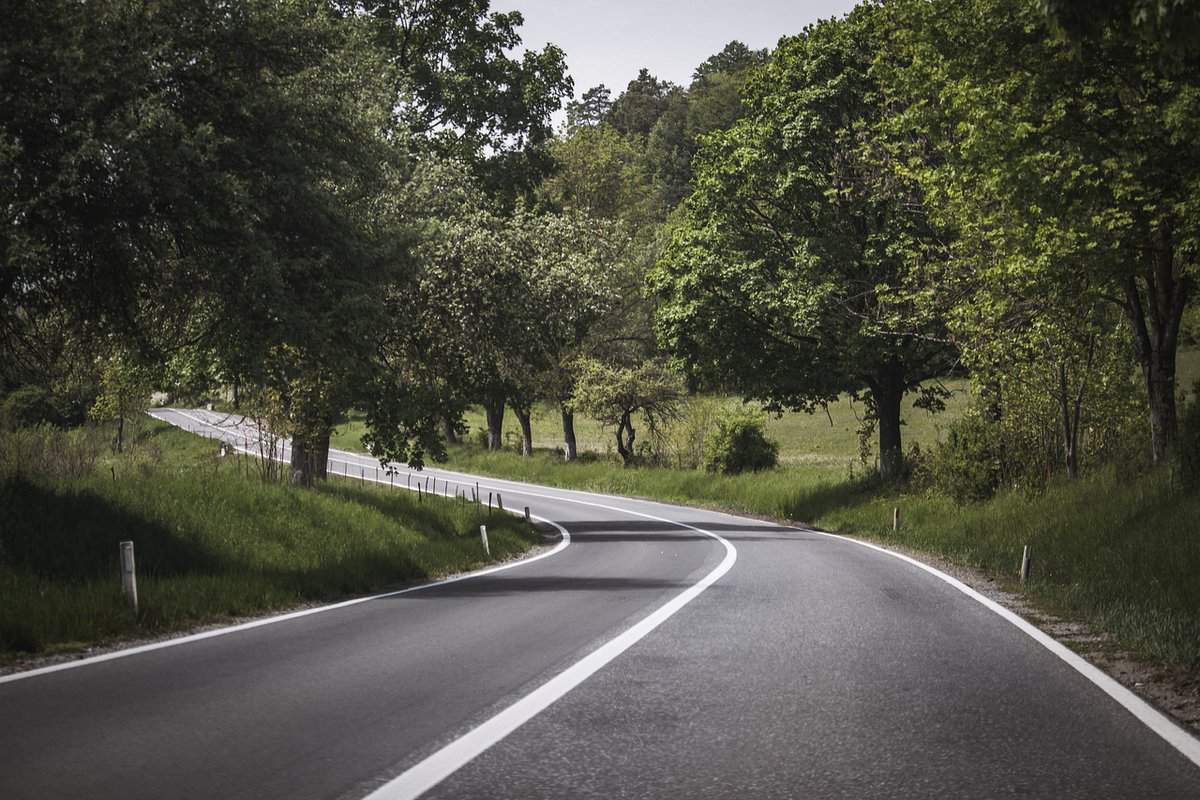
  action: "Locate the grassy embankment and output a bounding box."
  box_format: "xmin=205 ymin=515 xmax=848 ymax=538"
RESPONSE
xmin=329 ymin=353 xmax=1200 ymax=670
xmin=0 ymin=420 xmax=538 ymax=660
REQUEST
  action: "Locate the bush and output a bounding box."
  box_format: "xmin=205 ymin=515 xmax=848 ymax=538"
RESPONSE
xmin=1 ymin=385 xmax=59 ymax=431
xmin=663 ymin=396 xmax=724 ymax=469
xmin=1176 ymin=385 xmax=1200 ymax=491
xmin=703 ymin=409 xmax=778 ymax=474
xmin=925 ymin=410 xmax=1004 ymax=502
xmin=0 ymin=425 xmax=106 ymax=481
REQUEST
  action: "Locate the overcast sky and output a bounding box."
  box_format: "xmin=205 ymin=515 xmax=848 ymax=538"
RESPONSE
xmin=492 ymin=0 xmax=859 ymax=104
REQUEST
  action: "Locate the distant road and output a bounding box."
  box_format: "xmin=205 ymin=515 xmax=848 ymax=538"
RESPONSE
xmin=2 ymin=407 xmax=1198 ymax=799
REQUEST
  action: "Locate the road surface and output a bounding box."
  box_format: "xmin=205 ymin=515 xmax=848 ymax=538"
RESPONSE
xmin=2 ymin=407 xmax=1198 ymax=799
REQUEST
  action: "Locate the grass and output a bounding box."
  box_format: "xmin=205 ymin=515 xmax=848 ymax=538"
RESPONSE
xmin=331 ymin=382 xmax=973 ymax=471
xmin=0 ymin=421 xmax=538 ymax=660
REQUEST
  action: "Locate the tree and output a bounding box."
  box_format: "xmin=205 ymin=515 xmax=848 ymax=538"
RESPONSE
xmin=882 ymin=0 xmax=1200 ymax=464
xmin=570 ymin=359 xmax=684 ymax=465
xmin=2 ymin=0 xmax=414 ymax=485
xmin=566 ymin=85 xmax=614 ymax=130
xmin=341 ymin=0 xmax=572 ymax=201
xmin=89 ymin=349 xmax=154 ymax=454
xmin=653 ymin=7 xmax=955 ymax=481
xmin=608 ymin=69 xmax=681 ymax=138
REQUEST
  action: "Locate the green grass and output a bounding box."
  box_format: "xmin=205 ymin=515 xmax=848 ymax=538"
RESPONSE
xmin=0 ymin=421 xmax=538 ymax=659
xmin=331 ymin=382 xmax=972 ymax=470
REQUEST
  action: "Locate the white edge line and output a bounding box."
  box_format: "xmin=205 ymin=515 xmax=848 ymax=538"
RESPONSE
xmin=161 ymin=408 xmax=744 ymax=799
xmin=794 ymin=527 xmax=1200 ymax=768
xmin=162 ymin=408 xmax=1200 ymax=769
xmin=364 ymin=514 xmax=737 ymax=800
xmin=0 ymin=412 xmax=572 ymax=686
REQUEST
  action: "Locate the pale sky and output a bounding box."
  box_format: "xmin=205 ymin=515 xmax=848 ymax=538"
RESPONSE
xmin=492 ymin=0 xmax=859 ymax=105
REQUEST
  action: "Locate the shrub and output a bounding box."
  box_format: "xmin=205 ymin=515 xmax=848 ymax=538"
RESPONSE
xmin=0 ymin=425 xmax=105 ymax=481
xmin=1 ymin=385 xmax=58 ymax=431
xmin=1176 ymin=385 xmax=1200 ymax=491
xmin=926 ymin=410 xmax=1004 ymax=502
xmin=663 ymin=396 xmax=724 ymax=469
xmin=703 ymin=409 xmax=778 ymax=474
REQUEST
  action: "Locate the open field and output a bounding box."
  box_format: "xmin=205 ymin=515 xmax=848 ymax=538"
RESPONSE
xmin=0 ymin=421 xmax=537 ymax=659
xmin=332 ymin=381 xmax=976 ymax=471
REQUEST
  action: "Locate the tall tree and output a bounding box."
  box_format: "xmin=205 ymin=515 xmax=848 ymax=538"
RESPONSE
xmin=653 ymin=7 xmax=954 ymax=481
xmin=883 ymin=0 xmax=1200 ymax=464
xmin=340 ymin=0 xmax=572 ymax=201
xmin=566 ymin=84 xmax=614 ymax=130
xmin=2 ymin=0 xmax=410 ymax=485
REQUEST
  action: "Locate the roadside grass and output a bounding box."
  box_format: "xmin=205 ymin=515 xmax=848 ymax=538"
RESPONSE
xmin=0 ymin=421 xmax=538 ymax=660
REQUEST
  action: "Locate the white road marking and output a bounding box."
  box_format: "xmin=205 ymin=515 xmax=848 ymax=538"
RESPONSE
xmin=167 ymin=407 xmax=1200 ymax=773
xmin=166 ymin=408 xmax=743 ymax=799
xmin=791 ymin=526 xmax=1200 ymax=769
xmin=364 ymin=517 xmax=737 ymax=800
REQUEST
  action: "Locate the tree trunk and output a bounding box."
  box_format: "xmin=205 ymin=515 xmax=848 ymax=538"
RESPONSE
xmin=515 ymin=407 xmax=533 ymax=456
xmin=441 ymin=417 xmax=459 ymax=445
xmin=561 ymin=408 xmax=578 ymax=461
xmin=1058 ymin=364 xmax=1080 ymax=480
xmin=484 ymin=396 xmax=505 ymax=451
xmin=615 ymin=412 xmax=635 ymax=466
xmin=290 ymin=427 xmax=330 ymax=487
xmin=872 ymin=367 xmax=905 ymax=483
xmin=1121 ymin=226 xmax=1188 ymax=464
xmin=116 ymin=415 xmax=124 ymax=454
xmin=232 ymin=376 xmax=240 ymax=411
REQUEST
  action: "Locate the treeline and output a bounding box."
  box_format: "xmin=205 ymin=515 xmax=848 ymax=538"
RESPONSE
xmin=3 ymin=0 xmax=1199 ymax=495
xmin=655 ymin=0 xmax=1200 ymax=488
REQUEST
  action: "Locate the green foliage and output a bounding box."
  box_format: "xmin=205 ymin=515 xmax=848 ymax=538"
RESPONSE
xmin=1 ymin=386 xmax=58 ymax=431
xmin=343 ymin=0 xmax=572 ymax=201
xmin=653 ymin=6 xmax=954 ymax=480
xmin=88 ymin=350 xmax=154 ymax=452
xmin=924 ymin=411 xmax=1006 ymax=502
xmin=882 ymin=0 xmax=1199 ymax=463
xmin=703 ymin=408 xmax=779 ymax=475
xmin=569 ymin=359 xmax=684 ymax=464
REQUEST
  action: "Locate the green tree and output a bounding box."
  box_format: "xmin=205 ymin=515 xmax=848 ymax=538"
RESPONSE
xmin=566 ymin=85 xmax=614 ymax=130
xmin=653 ymin=7 xmax=954 ymax=481
xmin=342 ymin=0 xmax=572 ymax=201
xmin=569 ymin=359 xmax=684 ymax=465
xmin=89 ymin=349 xmax=154 ymax=454
xmin=883 ymin=0 xmax=1200 ymax=464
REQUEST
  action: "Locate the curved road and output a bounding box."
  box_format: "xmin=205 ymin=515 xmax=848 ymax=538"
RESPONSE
xmin=2 ymin=408 xmax=1198 ymax=799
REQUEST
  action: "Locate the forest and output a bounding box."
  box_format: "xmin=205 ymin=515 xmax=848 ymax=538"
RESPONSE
xmin=2 ymin=1 xmax=1200 ymax=671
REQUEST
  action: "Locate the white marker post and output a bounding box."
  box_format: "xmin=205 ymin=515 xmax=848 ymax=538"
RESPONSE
xmin=479 ymin=525 xmax=490 ymax=557
xmin=119 ymin=541 xmax=138 ymax=614
xmin=1020 ymin=545 xmax=1032 ymax=584
xmin=893 ymin=506 xmax=900 ymax=534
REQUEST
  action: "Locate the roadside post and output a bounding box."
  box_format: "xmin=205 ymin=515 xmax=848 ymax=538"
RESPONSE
xmin=1020 ymin=545 xmax=1032 ymax=584
xmin=119 ymin=541 xmax=138 ymax=614
xmin=479 ymin=525 xmax=490 ymax=557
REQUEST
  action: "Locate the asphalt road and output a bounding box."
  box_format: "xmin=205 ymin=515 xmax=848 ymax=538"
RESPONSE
xmin=2 ymin=408 xmax=1198 ymax=799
